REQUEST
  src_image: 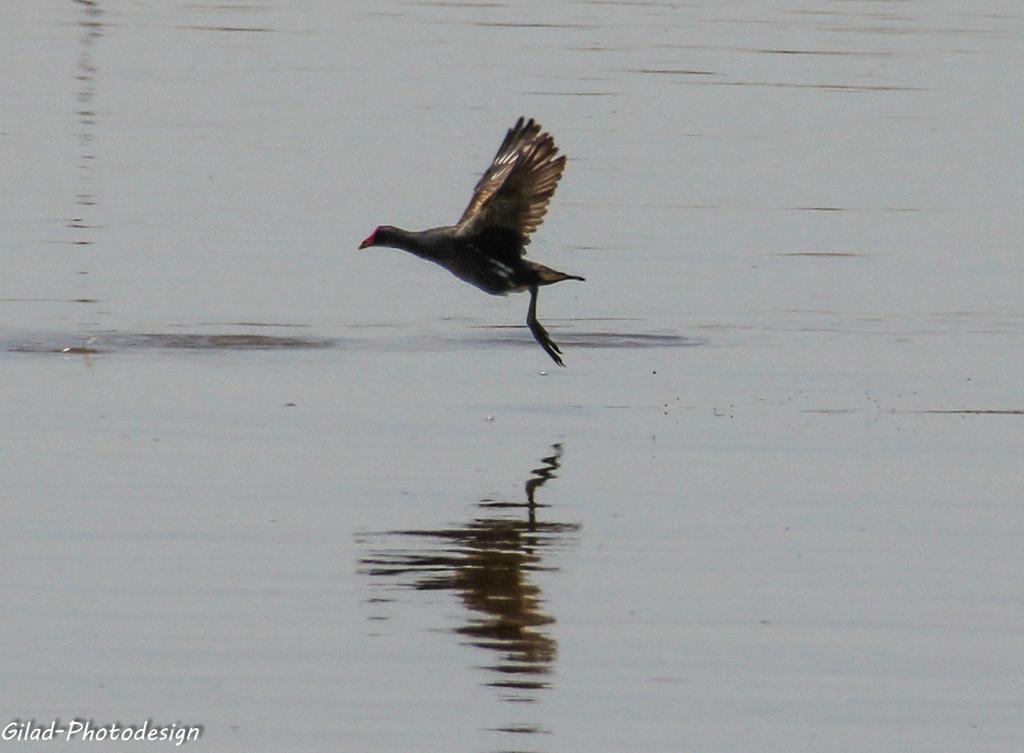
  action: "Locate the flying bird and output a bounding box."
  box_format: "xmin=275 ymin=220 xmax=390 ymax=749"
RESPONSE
xmin=359 ymin=117 xmax=583 ymax=366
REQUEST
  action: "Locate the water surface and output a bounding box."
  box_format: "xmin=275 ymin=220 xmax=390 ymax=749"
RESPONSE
xmin=2 ymin=2 xmax=1023 ymax=752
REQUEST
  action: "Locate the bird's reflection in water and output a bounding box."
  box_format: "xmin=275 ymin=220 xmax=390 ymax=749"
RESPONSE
xmin=359 ymin=444 xmax=578 ymax=703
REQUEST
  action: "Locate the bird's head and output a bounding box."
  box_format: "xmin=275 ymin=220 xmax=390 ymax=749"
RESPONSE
xmin=358 ymin=225 xmax=397 ymax=250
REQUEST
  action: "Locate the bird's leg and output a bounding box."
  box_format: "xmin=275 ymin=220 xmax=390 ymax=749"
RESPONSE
xmin=527 ymin=285 xmax=565 ymax=367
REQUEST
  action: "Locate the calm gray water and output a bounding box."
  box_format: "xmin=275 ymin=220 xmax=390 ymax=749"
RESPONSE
xmin=3 ymin=2 xmax=1023 ymax=752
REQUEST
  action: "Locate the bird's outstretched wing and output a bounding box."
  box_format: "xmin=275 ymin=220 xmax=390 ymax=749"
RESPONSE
xmin=455 ymin=117 xmax=566 ymax=254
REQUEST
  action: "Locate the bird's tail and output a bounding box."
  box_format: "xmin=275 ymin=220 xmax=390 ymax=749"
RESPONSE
xmin=535 ymin=264 xmax=585 ymax=285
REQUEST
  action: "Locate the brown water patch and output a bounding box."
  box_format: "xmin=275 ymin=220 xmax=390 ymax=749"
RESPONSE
xmin=625 ymin=67 xmax=716 ymax=76
xmin=175 ymin=25 xmax=273 ymax=33
xmin=909 ymin=409 xmax=1024 ymax=416
xmin=480 ymin=327 xmax=701 ymax=350
xmin=778 ymin=252 xmax=869 ymax=258
xmin=0 ymin=297 xmax=99 ymax=304
xmin=7 ymin=332 xmax=337 ymax=354
xmin=729 ymin=81 xmax=922 ymax=92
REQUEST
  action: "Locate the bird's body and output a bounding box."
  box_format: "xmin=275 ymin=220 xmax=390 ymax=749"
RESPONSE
xmin=360 ymin=117 xmax=583 ymax=366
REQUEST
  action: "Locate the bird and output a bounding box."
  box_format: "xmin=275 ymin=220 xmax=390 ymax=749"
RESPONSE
xmin=359 ymin=117 xmax=584 ymax=366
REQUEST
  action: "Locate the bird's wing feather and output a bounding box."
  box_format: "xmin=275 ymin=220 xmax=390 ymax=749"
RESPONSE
xmin=455 ymin=117 xmax=566 ymax=253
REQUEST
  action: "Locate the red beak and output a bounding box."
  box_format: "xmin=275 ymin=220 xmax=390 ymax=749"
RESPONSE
xmin=358 ymin=232 xmax=376 ymax=250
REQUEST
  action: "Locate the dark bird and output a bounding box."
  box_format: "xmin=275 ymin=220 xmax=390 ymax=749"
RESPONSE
xmin=359 ymin=117 xmax=584 ymax=366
